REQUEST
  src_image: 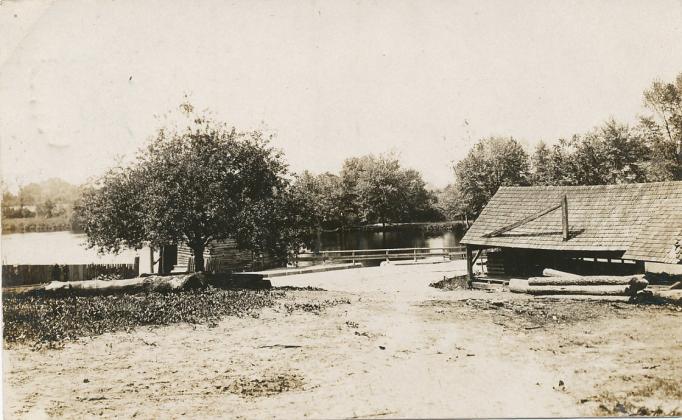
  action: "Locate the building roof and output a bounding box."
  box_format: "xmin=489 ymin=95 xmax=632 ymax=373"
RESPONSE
xmin=460 ymin=181 xmax=682 ymax=264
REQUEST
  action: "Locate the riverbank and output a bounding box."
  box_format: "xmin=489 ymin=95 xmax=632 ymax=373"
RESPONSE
xmin=1 ymin=216 xmax=77 ymax=234
xmin=347 ymin=220 xmax=466 ymax=233
xmin=4 ymin=263 xmax=681 ymax=418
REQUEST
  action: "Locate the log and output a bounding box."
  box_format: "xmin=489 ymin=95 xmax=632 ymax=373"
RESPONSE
xmin=42 ymin=273 xmax=208 ymax=294
xmin=509 ymin=278 xmax=530 ymax=293
xmin=542 ymin=268 xmax=582 ymax=278
xmin=509 ymin=278 xmax=645 ymax=296
xmin=528 ymin=275 xmax=647 ymax=287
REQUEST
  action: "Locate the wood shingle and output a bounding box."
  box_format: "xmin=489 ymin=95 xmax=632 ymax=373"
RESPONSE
xmin=460 ymin=181 xmax=682 ymax=264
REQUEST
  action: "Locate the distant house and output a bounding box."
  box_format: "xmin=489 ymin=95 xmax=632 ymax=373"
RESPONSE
xmin=460 ymin=181 xmax=682 ymax=279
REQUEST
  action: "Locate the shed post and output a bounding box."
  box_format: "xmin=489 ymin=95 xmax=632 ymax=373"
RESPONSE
xmin=561 ymin=195 xmax=569 ymax=241
xmin=466 ymin=245 xmax=474 ymax=283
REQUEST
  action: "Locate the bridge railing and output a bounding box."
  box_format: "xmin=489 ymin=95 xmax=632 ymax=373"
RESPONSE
xmin=295 ymin=246 xmax=468 ymax=265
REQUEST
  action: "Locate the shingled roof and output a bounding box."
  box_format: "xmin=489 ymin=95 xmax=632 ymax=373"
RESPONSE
xmin=460 ymin=181 xmax=682 ymax=264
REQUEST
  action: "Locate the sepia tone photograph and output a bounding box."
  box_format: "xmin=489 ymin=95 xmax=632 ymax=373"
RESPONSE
xmin=1 ymin=0 xmax=682 ymax=418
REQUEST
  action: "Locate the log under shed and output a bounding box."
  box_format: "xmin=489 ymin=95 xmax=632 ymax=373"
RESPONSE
xmin=460 ymin=181 xmax=682 ymax=280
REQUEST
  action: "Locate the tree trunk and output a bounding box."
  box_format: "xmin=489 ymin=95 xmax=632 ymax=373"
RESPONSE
xmin=529 ymin=275 xmax=647 ymax=287
xmin=509 ymin=278 xmax=647 ymax=295
xmin=192 ymin=244 xmax=206 ymax=272
xmin=42 ymin=273 xmax=209 ymax=294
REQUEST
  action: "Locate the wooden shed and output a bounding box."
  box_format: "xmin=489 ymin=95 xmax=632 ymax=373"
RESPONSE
xmin=460 ymin=181 xmax=682 ymax=280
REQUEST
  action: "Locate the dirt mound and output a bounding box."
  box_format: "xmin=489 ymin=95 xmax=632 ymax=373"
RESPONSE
xmin=225 ymin=373 xmax=304 ymax=397
xmin=429 ymin=275 xmax=469 ymax=291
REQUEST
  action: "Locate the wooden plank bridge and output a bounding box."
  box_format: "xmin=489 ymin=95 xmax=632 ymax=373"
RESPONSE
xmin=294 ymin=246 xmax=470 ymax=265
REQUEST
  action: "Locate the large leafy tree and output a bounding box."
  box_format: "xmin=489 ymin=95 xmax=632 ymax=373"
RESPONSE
xmin=339 ymin=154 xmax=434 ymax=225
xmin=76 ymin=103 xmax=314 ymax=272
xmin=454 ymin=136 xmax=530 ymax=217
xmin=571 ymin=120 xmax=649 ymax=185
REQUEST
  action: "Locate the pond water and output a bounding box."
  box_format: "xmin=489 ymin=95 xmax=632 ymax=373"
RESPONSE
xmin=1 ymin=231 xmax=151 ymax=267
xmin=318 ymin=229 xmax=463 ymax=251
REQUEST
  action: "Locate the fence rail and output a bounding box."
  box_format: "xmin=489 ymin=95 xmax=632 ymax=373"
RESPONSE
xmin=295 ymin=246 xmax=468 ymax=265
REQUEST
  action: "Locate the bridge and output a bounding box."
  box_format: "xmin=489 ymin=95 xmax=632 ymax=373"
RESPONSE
xmin=294 ymin=246 xmax=469 ymax=265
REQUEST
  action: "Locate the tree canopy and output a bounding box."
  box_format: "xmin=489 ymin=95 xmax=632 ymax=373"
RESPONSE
xmin=76 ymin=103 xmax=315 ymax=271
xmin=448 ymin=73 xmax=682 ymax=219
xmin=293 ymin=154 xmax=439 ymax=229
xmin=453 ymin=137 xmax=530 ymax=217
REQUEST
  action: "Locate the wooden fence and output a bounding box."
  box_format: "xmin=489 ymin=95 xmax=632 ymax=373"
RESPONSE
xmin=295 ymin=246 xmax=468 ymax=265
xmin=2 ymin=261 xmax=139 ymax=287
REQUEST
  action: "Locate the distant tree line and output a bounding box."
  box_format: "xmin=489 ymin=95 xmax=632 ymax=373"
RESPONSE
xmin=1 ymin=178 xmax=81 ymax=219
xmin=439 ymin=72 xmax=682 ymax=220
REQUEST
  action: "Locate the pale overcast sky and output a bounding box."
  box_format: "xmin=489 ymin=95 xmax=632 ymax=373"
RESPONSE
xmin=1 ymin=0 xmax=682 ymax=191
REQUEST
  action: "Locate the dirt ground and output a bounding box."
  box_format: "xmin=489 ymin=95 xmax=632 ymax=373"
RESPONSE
xmin=4 ymin=262 xmax=682 ymax=418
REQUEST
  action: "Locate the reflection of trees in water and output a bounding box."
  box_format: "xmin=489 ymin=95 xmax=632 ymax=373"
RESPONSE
xmin=319 ymin=229 xmax=462 ymax=251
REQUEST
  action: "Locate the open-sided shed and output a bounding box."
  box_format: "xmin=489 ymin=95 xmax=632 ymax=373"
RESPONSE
xmin=460 ymin=181 xmax=682 ymax=280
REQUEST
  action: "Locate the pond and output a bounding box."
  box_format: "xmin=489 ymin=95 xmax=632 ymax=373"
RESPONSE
xmin=1 ymin=231 xmax=151 ymax=267
xmin=318 ymin=229 xmax=463 ymax=251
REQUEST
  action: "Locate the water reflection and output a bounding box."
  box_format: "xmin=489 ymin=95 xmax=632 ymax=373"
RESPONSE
xmin=319 ymin=230 xmax=461 ymax=251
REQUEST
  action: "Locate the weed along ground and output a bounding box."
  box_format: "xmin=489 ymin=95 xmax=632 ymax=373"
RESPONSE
xmin=3 ymin=262 xmax=682 ymax=418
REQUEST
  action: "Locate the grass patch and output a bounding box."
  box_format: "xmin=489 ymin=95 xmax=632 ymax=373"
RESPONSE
xmin=3 ymin=286 xmax=283 ymax=349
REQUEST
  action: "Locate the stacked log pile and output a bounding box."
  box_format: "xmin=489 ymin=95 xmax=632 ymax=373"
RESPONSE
xmin=509 ymin=268 xmax=648 ymax=297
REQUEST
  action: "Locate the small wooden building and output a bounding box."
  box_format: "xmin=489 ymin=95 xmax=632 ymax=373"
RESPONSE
xmin=460 ymin=181 xmax=682 ymax=280
xmin=173 ymin=240 xmax=276 ymax=273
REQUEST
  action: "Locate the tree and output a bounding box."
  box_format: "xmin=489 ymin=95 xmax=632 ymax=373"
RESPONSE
xmin=36 ymin=199 xmax=56 ymax=218
xmin=292 ymin=171 xmax=345 ymax=230
xmin=640 ymin=73 xmax=682 ymax=180
xmin=454 ymin=136 xmax=530 ymax=217
xmin=530 ymin=140 xmax=553 ymax=186
xmin=76 ymin=102 xmax=314 ymax=272
xmin=339 ymin=154 xmax=434 ymax=225
xmin=434 ymin=184 xmax=467 ymax=222
xmin=571 ymin=120 xmax=648 ymax=185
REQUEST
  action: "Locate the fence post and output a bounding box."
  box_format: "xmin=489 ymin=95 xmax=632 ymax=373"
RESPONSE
xmin=414 ymin=249 xmax=417 ymax=262
xmin=352 ymin=250 xmax=355 ymax=265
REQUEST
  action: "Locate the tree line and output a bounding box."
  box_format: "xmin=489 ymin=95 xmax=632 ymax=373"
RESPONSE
xmin=291 ymin=154 xmax=441 ymax=231
xmin=6 ymin=72 xmax=680 ymax=271
xmin=1 ymin=178 xmax=81 ymax=219
xmin=439 ymin=72 xmax=682 ymax=220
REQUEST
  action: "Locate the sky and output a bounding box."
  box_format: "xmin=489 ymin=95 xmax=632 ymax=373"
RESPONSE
xmin=1 ymin=0 xmax=682 ymax=191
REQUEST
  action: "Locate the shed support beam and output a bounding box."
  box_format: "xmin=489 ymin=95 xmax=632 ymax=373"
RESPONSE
xmin=466 ymin=245 xmax=474 ymax=283
xmin=472 ymin=248 xmax=483 ymax=265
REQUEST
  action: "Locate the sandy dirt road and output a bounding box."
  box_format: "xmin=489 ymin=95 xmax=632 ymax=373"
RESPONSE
xmin=4 ymin=262 xmax=682 ymax=418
